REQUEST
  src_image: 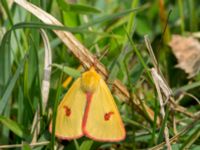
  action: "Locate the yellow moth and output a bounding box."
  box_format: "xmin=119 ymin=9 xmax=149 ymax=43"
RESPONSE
xmin=49 ymin=67 xmax=126 ymax=142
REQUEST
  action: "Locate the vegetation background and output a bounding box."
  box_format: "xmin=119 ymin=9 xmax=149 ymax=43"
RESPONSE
xmin=0 ymin=0 xmax=200 ymax=149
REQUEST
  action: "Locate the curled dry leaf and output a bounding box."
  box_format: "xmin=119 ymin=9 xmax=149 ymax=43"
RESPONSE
xmin=40 ymin=29 xmax=52 ymax=111
xmin=169 ymin=35 xmax=200 ymax=78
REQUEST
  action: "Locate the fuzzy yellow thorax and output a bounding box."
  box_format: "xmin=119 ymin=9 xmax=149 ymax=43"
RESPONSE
xmin=80 ymin=67 xmax=101 ymax=93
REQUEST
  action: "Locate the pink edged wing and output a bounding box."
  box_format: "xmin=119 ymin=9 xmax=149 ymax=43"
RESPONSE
xmin=49 ymin=78 xmax=87 ymax=140
xmin=82 ymin=79 xmax=126 ymax=142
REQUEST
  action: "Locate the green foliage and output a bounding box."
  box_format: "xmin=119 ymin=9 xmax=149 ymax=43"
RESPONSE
xmin=0 ymin=115 xmax=24 ymax=138
xmin=51 ymin=64 xmax=81 ymax=78
xmin=57 ymin=0 xmax=101 ymax=14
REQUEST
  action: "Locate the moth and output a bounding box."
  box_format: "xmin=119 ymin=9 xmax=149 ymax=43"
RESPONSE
xmin=49 ymin=67 xmax=126 ymax=142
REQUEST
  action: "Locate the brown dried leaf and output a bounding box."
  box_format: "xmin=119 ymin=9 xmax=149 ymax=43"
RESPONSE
xmin=169 ymin=35 xmax=200 ymax=78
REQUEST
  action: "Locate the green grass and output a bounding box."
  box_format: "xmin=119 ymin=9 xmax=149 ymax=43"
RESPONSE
xmin=0 ymin=0 xmax=200 ymax=149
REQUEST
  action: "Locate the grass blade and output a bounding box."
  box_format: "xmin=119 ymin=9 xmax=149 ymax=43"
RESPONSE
xmin=180 ymin=126 xmax=200 ymax=150
xmin=58 ymin=0 xmax=101 ymax=14
xmin=0 ymin=54 xmax=27 ymax=115
xmin=50 ymin=73 xmax=64 ymax=149
xmin=80 ymin=140 xmax=93 ymax=150
xmin=0 ymin=115 xmax=24 ymax=138
xmin=0 ymin=31 xmax=11 ymax=96
xmin=51 ymin=64 xmax=81 ymax=78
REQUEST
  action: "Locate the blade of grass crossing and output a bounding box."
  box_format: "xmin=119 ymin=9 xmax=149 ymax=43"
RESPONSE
xmin=50 ymin=71 xmax=64 ymax=149
xmin=1 ymin=97 xmax=11 ymax=144
xmin=178 ymin=0 xmax=185 ymax=34
xmin=74 ymin=140 xmax=80 ymax=150
xmin=9 ymin=5 xmax=146 ymax=33
xmin=180 ymin=126 xmax=200 ymax=150
xmin=0 ymin=54 xmax=27 ymax=115
xmin=77 ymin=7 xmax=147 ymax=30
xmin=28 ymin=0 xmax=41 ymax=91
xmin=0 ymin=31 xmax=12 ymax=96
xmin=51 ymin=64 xmax=81 ymax=78
xmin=0 ymin=115 xmax=24 ymax=138
xmin=58 ymin=0 xmax=101 ymax=14
xmin=80 ymin=140 xmax=93 ymax=150
xmin=188 ymin=0 xmax=198 ymax=32
xmin=22 ymin=38 xmax=38 ymax=125
xmin=124 ymin=57 xmax=136 ymax=149
xmin=150 ymin=97 xmax=159 ymax=146
xmin=1 ymin=0 xmax=23 ymax=57
xmin=125 ymin=29 xmax=153 ymax=85
xmin=17 ymin=85 xmax=24 ymax=127
xmin=126 ymin=0 xmax=139 ymax=34
xmin=107 ymin=0 xmax=140 ymax=83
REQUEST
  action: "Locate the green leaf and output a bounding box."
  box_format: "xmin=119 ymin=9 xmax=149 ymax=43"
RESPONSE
xmin=22 ymin=143 xmax=32 ymax=150
xmin=77 ymin=6 xmax=146 ymax=30
xmin=0 ymin=30 xmax=11 ymax=97
xmin=181 ymin=126 xmax=200 ymax=150
xmin=131 ymin=59 xmax=146 ymax=84
xmin=0 ymin=115 xmax=24 ymax=138
xmin=74 ymin=140 xmax=80 ymax=150
xmin=10 ymin=5 xmax=146 ymax=33
xmin=1 ymin=0 xmax=14 ymax=25
xmin=171 ymin=144 xmax=181 ymax=150
xmin=125 ymin=29 xmax=153 ymax=85
xmin=52 ymin=64 xmax=81 ymax=78
xmin=80 ymin=140 xmax=93 ymax=150
xmin=174 ymin=81 xmax=200 ymax=95
xmin=191 ymin=145 xmax=200 ymax=150
xmin=57 ymin=0 xmax=101 ymax=14
xmin=136 ymin=18 xmax=152 ymax=36
xmin=0 ymin=55 xmax=27 ymax=115
xmin=50 ymin=74 xmax=64 ymax=150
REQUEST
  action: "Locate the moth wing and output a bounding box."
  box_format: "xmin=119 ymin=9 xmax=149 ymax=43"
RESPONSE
xmin=83 ymin=79 xmax=126 ymax=142
xmin=49 ymin=78 xmax=86 ymax=140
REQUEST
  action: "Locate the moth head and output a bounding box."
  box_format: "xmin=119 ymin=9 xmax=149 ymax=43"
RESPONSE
xmin=81 ymin=67 xmax=101 ymax=93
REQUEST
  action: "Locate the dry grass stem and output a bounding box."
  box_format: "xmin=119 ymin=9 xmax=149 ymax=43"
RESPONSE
xmin=151 ymin=68 xmax=171 ymax=150
xmin=40 ymin=29 xmax=52 ymax=111
xmin=145 ymin=35 xmax=171 ymax=149
xmin=149 ymin=115 xmax=200 ymax=150
xmin=0 ymin=141 xmax=50 ymax=149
